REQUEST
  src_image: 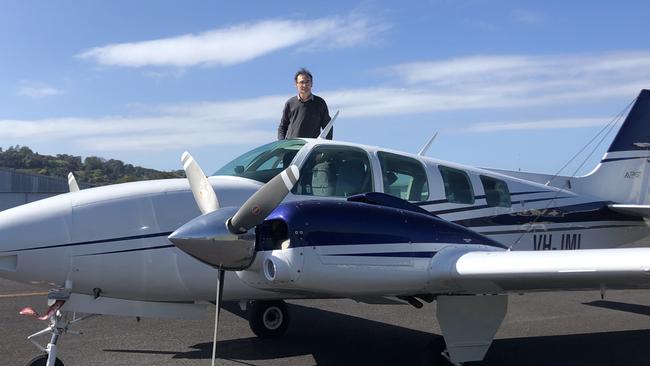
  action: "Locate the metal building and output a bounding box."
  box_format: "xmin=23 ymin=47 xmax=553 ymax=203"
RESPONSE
xmin=0 ymin=168 xmax=90 ymax=211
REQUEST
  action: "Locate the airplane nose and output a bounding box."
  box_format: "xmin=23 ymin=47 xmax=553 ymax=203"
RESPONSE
xmin=0 ymin=194 xmax=73 ymax=284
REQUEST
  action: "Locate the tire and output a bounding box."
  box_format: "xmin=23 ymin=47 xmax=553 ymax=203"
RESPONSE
xmin=248 ymin=300 xmax=290 ymax=338
xmin=431 ymin=336 xmax=454 ymax=366
xmin=24 ymin=354 xmax=64 ymax=366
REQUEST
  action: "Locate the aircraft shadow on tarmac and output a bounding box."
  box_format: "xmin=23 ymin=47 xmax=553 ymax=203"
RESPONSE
xmin=105 ymin=303 xmax=650 ymax=366
xmin=583 ymin=300 xmax=650 ymax=316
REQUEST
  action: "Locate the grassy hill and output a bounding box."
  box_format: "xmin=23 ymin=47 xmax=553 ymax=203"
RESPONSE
xmin=0 ymin=145 xmax=184 ymax=185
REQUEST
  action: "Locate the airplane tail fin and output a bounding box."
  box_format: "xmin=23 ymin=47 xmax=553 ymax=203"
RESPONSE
xmin=573 ymin=89 xmax=650 ymax=204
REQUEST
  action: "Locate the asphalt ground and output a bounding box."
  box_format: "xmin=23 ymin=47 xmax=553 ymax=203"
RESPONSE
xmin=2 ymin=238 xmax=650 ymax=366
xmin=1 ymin=276 xmax=649 ymax=366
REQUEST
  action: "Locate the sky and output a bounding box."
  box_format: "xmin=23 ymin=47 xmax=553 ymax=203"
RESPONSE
xmin=1 ymin=0 xmax=650 ymax=176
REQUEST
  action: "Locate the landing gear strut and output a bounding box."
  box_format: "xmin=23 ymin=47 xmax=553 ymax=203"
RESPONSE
xmin=20 ymin=282 xmax=95 ymax=366
xmin=22 ymin=308 xmax=95 ymax=366
xmin=248 ymin=300 xmax=290 ymax=338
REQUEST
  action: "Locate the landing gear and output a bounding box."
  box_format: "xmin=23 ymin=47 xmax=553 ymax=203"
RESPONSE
xmin=248 ymin=300 xmax=290 ymax=338
xmin=22 ymin=307 xmax=71 ymax=366
xmin=23 ymin=354 xmax=64 ymax=366
xmin=20 ymin=298 xmax=94 ymax=366
xmin=430 ymin=337 xmax=460 ymax=366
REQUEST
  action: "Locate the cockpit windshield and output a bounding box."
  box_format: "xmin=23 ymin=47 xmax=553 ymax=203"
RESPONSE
xmin=213 ymin=139 xmax=308 ymax=183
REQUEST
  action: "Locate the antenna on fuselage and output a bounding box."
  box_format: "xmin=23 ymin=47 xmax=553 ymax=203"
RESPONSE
xmin=417 ymin=132 xmax=438 ymax=156
xmin=317 ymin=110 xmax=339 ymax=139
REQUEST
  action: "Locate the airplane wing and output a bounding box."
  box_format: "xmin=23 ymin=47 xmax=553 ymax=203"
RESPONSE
xmin=435 ymin=247 xmax=650 ymax=294
xmin=608 ymin=203 xmax=650 ymax=218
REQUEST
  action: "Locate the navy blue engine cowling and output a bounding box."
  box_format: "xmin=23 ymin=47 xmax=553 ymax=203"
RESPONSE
xmin=256 ymin=192 xmax=506 ymax=251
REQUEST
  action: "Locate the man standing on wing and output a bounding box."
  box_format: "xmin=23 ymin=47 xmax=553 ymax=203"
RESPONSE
xmin=278 ymin=68 xmax=332 ymax=140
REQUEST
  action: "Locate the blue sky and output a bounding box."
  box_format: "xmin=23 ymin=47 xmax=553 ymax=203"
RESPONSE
xmin=1 ymin=0 xmax=649 ymax=176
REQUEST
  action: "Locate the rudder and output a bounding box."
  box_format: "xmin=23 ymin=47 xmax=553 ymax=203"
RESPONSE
xmin=573 ymin=89 xmax=650 ymax=204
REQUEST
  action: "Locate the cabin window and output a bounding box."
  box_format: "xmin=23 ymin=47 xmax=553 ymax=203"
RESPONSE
xmin=480 ymin=175 xmax=511 ymax=207
xmin=293 ymin=146 xmax=373 ymax=197
xmin=378 ymin=152 xmax=429 ymax=201
xmin=438 ymin=166 xmax=474 ymax=204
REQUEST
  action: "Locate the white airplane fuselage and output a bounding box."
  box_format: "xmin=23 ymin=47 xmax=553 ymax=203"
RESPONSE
xmin=1 ymin=138 xmax=648 ymax=304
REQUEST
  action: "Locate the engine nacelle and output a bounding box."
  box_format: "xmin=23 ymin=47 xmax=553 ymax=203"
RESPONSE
xmin=237 ymin=193 xmax=506 ymax=296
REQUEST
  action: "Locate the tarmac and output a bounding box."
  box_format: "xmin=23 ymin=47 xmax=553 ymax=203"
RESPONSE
xmin=1 ymin=275 xmax=649 ymax=366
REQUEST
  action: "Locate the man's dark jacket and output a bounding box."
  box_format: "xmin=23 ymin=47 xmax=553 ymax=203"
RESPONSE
xmin=278 ymin=95 xmax=332 ymax=139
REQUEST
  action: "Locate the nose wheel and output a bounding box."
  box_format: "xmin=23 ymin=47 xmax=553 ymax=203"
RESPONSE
xmin=24 ymin=354 xmax=64 ymax=366
xmin=248 ymin=300 xmax=290 ymax=338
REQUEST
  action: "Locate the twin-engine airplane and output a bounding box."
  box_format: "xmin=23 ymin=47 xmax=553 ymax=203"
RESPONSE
xmin=2 ymin=90 xmax=650 ymax=365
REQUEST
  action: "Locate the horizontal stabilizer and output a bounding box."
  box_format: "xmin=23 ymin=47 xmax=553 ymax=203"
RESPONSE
xmin=608 ymin=204 xmax=650 ymax=218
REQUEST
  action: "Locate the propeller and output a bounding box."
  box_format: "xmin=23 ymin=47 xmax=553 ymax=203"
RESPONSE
xmin=67 ymin=172 xmax=80 ymax=192
xmin=182 ymin=151 xmax=219 ymax=214
xmin=169 ymin=152 xmax=299 ymax=366
xmin=228 ymin=164 xmax=299 ymax=233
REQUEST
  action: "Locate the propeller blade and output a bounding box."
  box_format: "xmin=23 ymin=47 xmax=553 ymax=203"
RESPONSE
xmin=68 ymin=172 xmax=80 ymax=192
xmin=211 ymin=269 xmax=225 ymax=366
xmin=229 ymin=165 xmax=300 ymax=234
xmin=182 ymin=151 xmax=220 ymax=214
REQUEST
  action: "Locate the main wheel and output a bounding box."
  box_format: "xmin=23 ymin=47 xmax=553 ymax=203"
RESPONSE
xmin=248 ymin=300 xmax=290 ymax=338
xmin=24 ymin=354 xmax=64 ymax=366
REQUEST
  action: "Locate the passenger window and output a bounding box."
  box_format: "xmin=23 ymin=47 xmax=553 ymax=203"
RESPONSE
xmin=438 ymin=166 xmax=474 ymax=204
xmin=378 ymin=152 xmax=429 ymax=201
xmin=293 ymin=146 xmax=373 ymax=197
xmin=480 ymin=175 xmax=511 ymax=207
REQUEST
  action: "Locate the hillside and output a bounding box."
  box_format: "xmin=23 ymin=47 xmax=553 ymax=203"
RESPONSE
xmin=0 ymin=145 xmax=184 ymax=185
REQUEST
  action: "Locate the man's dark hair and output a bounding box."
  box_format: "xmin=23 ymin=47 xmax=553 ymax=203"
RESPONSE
xmin=294 ymin=68 xmax=313 ymax=82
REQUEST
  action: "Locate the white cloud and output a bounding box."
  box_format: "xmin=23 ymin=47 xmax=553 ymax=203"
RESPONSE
xmin=384 ymin=52 xmax=650 ymax=109
xmin=3 ymin=51 xmax=650 ymax=153
xmin=17 ymin=81 xmax=63 ymax=98
xmin=457 ymin=118 xmax=608 ymax=133
xmin=0 ymin=97 xmax=281 ymax=151
xmin=77 ymin=15 xmax=387 ymax=68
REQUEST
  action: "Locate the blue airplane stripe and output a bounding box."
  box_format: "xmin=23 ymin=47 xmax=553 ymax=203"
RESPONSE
xmin=415 ymin=198 xmax=448 ymax=206
xmin=510 ymin=190 xmax=549 ymax=196
xmin=415 ymin=190 xmax=554 ymax=207
xmin=601 ymin=157 xmax=647 ymax=163
xmin=76 ymin=244 xmax=175 ymax=256
xmin=325 ymin=251 xmax=437 ymax=258
xmin=474 ymin=223 xmax=646 ymax=235
xmin=454 ymin=201 xmax=643 ymax=227
xmin=0 ymin=231 xmax=174 ymax=253
xmin=432 ymin=196 xmax=572 ymax=215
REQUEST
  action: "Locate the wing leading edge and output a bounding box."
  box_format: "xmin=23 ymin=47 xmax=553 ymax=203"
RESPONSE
xmin=448 ymin=247 xmax=650 ymax=293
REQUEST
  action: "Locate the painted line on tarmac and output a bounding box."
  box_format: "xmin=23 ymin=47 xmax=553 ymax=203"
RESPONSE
xmin=0 ymin=292 xmax=48 ymax=298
